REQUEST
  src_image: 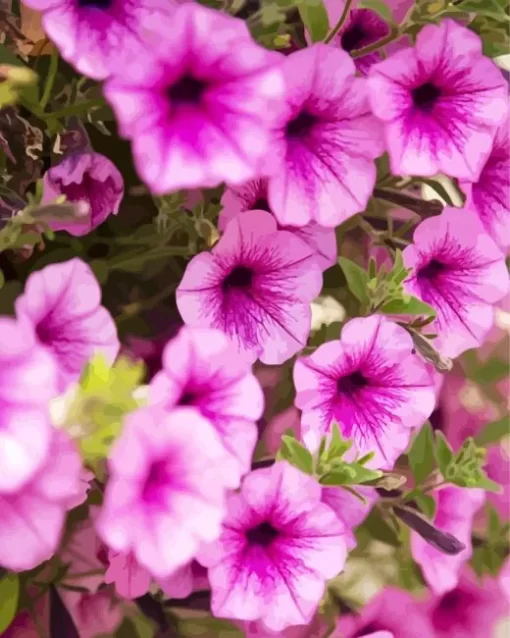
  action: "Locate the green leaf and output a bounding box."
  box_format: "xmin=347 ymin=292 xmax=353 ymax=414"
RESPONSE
xmin=362 ymin=508 xmax=401 ymax=547
xmin=338 ymin=257 xmax=369 ymax=304
xmin=366 ymin=472 xmax=407 ymax=490
xmin=0 ymin=573 xmax=19 ymax=634
xmin=473 ymin=474 xmax=503 ymax=493
xmin=474 ymin=416 xmax=509 ymax=447
xmin=297 ymin=0 xmax=330 ymax=42
xmin=408 ymin=422 xmax=436 ymax=486
xmin=277 ymin=436 xmax=314 ymax=475
xmin=413 ymin=492 xmax=437 ymax=519
xmin=359 ymin=0 xmax=394 ymax=22
xmin=326 ymin=422 xmax=353 ymax=460
xmin=380 ymin=295 xmax=436 ymax=317
xmin=470 ymin=358 xmax=509 ymax=386
xmin=435 ymin=431 xmax=454 ymax=474
xmin=458 ymin=0 xmax=509 ymax=18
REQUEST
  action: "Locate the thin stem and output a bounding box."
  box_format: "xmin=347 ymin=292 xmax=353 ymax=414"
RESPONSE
xmin=40 ymin=49 xmax=59 ymax=110
xmin=324 ymin=0 xmax=353 ymax=44
xmin=42 ymin=98 xmax=106 ymax=121
xmin=351 ymin=26 xmax=400 ymax=58
xmin=108 ymin=246 xmax=190 ymax=272
xmin=373 ymin=188 xmax=444 ymax=217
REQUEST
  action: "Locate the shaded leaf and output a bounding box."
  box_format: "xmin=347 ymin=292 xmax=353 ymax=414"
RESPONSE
xmin=474 ymin=416 xmax=509 ymax=447
xmin=359 ymin=0 xmax=393 ymax=22
xmin=298 ymin=0 xmax=329 ymax=42
xmin=408 ymin=422 xmax=435 ymax=486
xmin=380 ymin=295 xmax=436 ymax=317
xmin=338 ymin=257 xmax=369 ymax=304
xmin=413 ymin=492 xmax=437 ymax=519
xmin=435 ymin=431 xmax=454 ymax=474
xmin=277 ymin=435 xmax=314 ymax=475
xmin=363 ymin=508 xmax=401 ymax=547
xmin=0 ymin=573 xmax=19 ymax=634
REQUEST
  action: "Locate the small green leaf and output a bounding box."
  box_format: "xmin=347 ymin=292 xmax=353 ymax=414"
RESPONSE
xmin=348 ymin=464 xmax=383 ymax=485
xmin=359 ymin=0 xmax=394 ymax=22
xmin=408 ymin=422 xmax=436 ymax=486
xmin=472 ymin=474 xmax=503 ymax=493
xmin=366 ymin=472 xmax=407 ymax=490
xmin=474 ymin=416 xmax=509 ymax=447
xmin=298 ymin=0 xmax=330 ymax=42
xmin=413 ymin=492 xmax=437 ymax=519
xmin=326 ymin=422 xmax=352 ymax=460
xmin=380 ymin=295 xmax=437 ymax=317
xmin=0 ymin=573 xmax=19 ymax=634
xmin=435 ymin=431 xmax=454 ymax=474
xmin=363 ymin=508 xmax=401 ymax=547
xmin=338 ymin=257 xmax=369 ymax=304
xmin=277 ymin=436 xmax=314 ymax=475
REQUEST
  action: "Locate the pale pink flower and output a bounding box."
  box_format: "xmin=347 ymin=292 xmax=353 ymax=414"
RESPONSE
xmin=15 ymin=257 xmax=120 ymax=391
xmin=199 ymin=461 xmax=347 ymax=632
xmin=158 ymin=560 xmax=209 ymax=599
xmin=104 ymin=551 xmax=152 ymax=600
xmin=176 ymin=210 xmax=322 ymax=365
xmin=321 ymin=485 xmax=378 ymax=549
xmin=59 ymin=589 xmax=122 ymax=638
xmin=499 ymin=557 xmax=510 ymax=604
xmin=403 ymin=207 xmax=509 ymax=359
xmin=294 ymin=315 xmax=436 ymax=467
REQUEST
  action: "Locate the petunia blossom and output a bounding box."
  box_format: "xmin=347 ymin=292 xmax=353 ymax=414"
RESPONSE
xmin=59 ymin=589 xmax=123 ymax=638
xmin=15 ymin=257 xmax=120 ymax=391
xmin=294 ymin=315 xmax=436 ymax=467
xmin=20 ymin=0 xmax=180 ymax=81
xmin=0 ymin=429 xmax=85 ymax=572
xmin=219 ymin=179 xmax=336 ymax=271
xmin=460 ymin=115 xmax=510 ymax=253
xmin=410 ymin=486 xmax=485 ymax=595
xmin=176 ymin=210 xmax=322 ymax=365
xmin=149 ymin=326 xmax=264 ymax=485
xmin=321 ymin=484 xmax=378 ymax=549
xmin=266 ymin=44 xmax=385 ymax=228
xmin=0 ymin=316 xmax=58 ymax=493
xmin=42 ymin=152 xmax=124 ymax=237
xmin=403 ymin=207 xmax=509 ymax=359
xmin=158 ymin=560 xmax=209 ymax=599
xmin=102 ymin=3 xmax=285 ymax=193
xmin=368 ymin=19 xmax=508 ymax=180
xmin=96 ymin=406 xmax=232 ymax=579
xmin=199 ymin=461 xmax=347 ymax=632
xmin=104 ymin=551 xmax=152 ymax=599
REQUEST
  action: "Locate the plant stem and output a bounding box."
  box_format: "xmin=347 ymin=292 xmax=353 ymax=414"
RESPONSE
xmin=373 ymin=188 xmax=444 ymax=217
xmin=40 ymin=49 xmax=59 ymax=111
xmin=351 ymin=26 xmax=400 ymax=58
xmin=42 ymin=98 xmax=106 ymax=121
xmin=324 ymin=0 xmax=353 ymax=43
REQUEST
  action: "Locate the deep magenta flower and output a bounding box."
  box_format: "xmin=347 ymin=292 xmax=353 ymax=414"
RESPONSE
xmin=0 ymin=430 xmax=84 ymax=571
xmin=42 ymin=152 xmax=124 ymax=237
xmin=403 ymin=207 xmax=509 ymax=359
xmin=149 ymin=326 xmax=264 ymax=485
xmin=21 ymin=0 xmax=179 ymax=81
xmin=199 ymin=461 xmax=347 ymax=632
xmin=176 ymin=210 xmax=322 ymax=365
xmin=15 ymin=258 xmax=120 ymax=391
xmin=219 ymin=179 xmax=337 ymax=271
xmin=460 ymin=116 xmax=510 ymax=253
xmin=368 ymin=19 xmax=508 ymax=179
xmin=102 ymin=3 xmax=285 ymax=194
xmin=294 ymin=315 xmax=436 ymax=468
xmin=96 ymin=406 xmax=232 ymax=579
xmin=266 ymin=44 xmax=384 ymax=227
xmin=0 ymin=316 xmax=57 ymax=493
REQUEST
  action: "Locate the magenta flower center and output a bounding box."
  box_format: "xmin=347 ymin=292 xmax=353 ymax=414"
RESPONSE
xmin=142 ymin=460 xmax=172 ymax=504
xmin=245 ymin=521 xmax=279 ymax=547
xmin=286 ymin=111 xmax=317 ymax=140
xmin=78 ymin=0 xmax=112 ymax=7
xmin=252 ymin=197 xmax=271 ymax=212
xmin=337 ymin=370 xmax=369 ymax=394
xmin=411 ymin=82 xmax=442 ymax=111
xmin=222 ymin=265 xmax=254 ymax=290
xmin=341 ymin=24 xmax=366 ymax=52
xmin=168 ymin=76 xmax=206 ymax=106
xmin=417 ymin=258 xmax=447 ymax=281
xmin=178 ymin=389 xmax=197 ymax=406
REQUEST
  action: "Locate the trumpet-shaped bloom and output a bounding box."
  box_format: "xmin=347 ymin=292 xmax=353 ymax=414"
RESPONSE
xmin=403 ymin=207 xmax=509 ymax=359
xmin=411 ymin=486 xmax=485 ymax=595
xmin=219 ymin=179 xmax=336 ymax=271
xmin=42 ymin=152 xmax=124 ymax=237
xmin=368 ymin=19 xmax=508 ymax=179
xmin=0 ymin=430 xmax=84 ymax=571
xmin=0 ymin=316 xmax=57 ymax=493
xmin=460 ymin=116 xmax=510 ymax=253
xmin=294 ymin=315 xmax=435 ymax=468
xmin=176 ymin=210 xmax=322 ymax=365
xmin=96 ymin=406 xmax=232 ymax=579
xmin=103 ymin=3 xmax=285 ymax=194
xmin=199 ymin=462 xmax=347 ymax=632
xmin=21 ymin=0 xmax=180 ymax=81
xmin=15 ymin=258 xmax=120 ymax=391
xmin=150 ymin=326 xmax=264 ymax=485
xmin=266 ymin=44 xmax=384 ymax=228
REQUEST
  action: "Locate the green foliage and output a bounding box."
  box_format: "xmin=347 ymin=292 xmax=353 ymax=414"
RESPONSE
xmin=359 ymin=0 xmax=394 ymax=23
xmin=338 ymin=257 xmax=369 ymax=305
xmin=408 ymin=422 xmax=435 ymax=486
xmin=471 ymin=504 xmax=510 ymax=578
xmin=441 ymin=437 xmax=502 ymax=492
xmin=277 ymin=430 xmax=315 ymax=474
xmin=0 ymin=573 xmax=19 ymax=634
xmin=297 ymin=0 xmax=330 ymax=42
xmin=474 ymin=416 xmax=509 ymax=447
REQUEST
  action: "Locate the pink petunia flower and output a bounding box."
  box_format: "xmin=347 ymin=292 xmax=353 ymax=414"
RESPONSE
xmin=460 ymin=116 xmax=510 ymax=253
xmin=96 ymin=406 xmax=232 ymax=579
xmin=499 ymin=557 xmax=510 ymax=604
xmin=321 ymin=484 xmax=378 ymax=549
xmin=104 ymin=551 xmax=152 ymax=599
xmin=42 ymin=152 xmax=124 ymax=237
xmin=368 ymin=19 xmax=508 ymax=180
xmin=158 ymin=560 xmax=209 ymax=599
xmin=149 ymin=326 xmax=264 ymax=486
xmin=266 ymin=44 xmax=385 ymax=228
xmin=0 ymin=429 xmax=85 ymax=571
xmin=410 ymin=486 xmax=485 ymax=595
xmin=293 ymin=315 xmax=436 ymax=467
xmin=219 ymin=179 xmax=337 ymax=271
xmin=59 ymin=589 xmax=123 ymax=638
xmin=15 ymin=257 xmax=120 ymax=391
xmin=102 ymin=3 xmax=285 ymax=194
xmin=402 ymin=207 xmax=509 ymax=359
xmin=199 ymin=461 xmax=348 ymax=632
xmin=20 ymin=0 xmax=180 ymax=81
xmin=176 ymin=210 xmax=322 ymax=365
xmin=0 ymin=316 xmax=58 ymax=492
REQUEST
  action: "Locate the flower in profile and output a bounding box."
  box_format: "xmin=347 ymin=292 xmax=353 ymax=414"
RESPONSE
xmin=460 ymin=116 xmax=510 ymax=253
xmin=96 ymin=406 xmax=231 ymax=579
xmin=15 ymin=257 xmax=120 ymax=391
xmin=0 ymin=430 xmax=84 ymax=571
xmin=266 ymin=44 xmax=384 ymax=227
xmin=199 ymin=461 xmax=347 ymax=632
xmin=411 ymin=486 xmax=485 ymax=595
xmin=293 ymin=315 xmax=435 ymax=467
xmin=219 ymin=179 xmax=337 ymax=271
xmin=20 ymin=0 xmax=179 ymax=81
xmin=403 ymin=207 xmax=509 ymax=359
xmin=176 ymin=210 xmax=322 ymax=365
xmin=103 ymin=3 xmax=284 ymax=193
xmin=368 ymin=19 xmax=508 ymax=179
xmin=42 ymin=152 xmax=124 ymax=237
xmin=149 ymin=326 xmax=264 ymax=485
xmin=0 ymin=316 xmax=57 ymax=492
